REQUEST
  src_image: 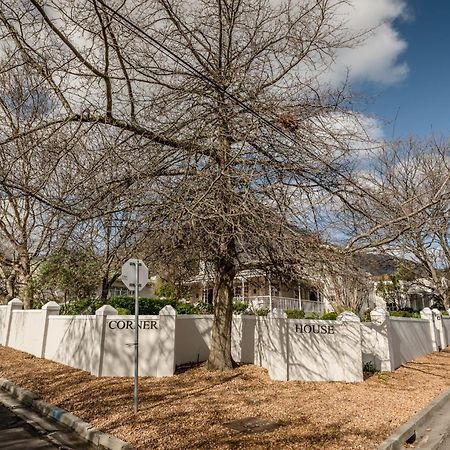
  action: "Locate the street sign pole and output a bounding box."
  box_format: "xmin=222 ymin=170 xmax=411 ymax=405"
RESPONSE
xmin=134 ymin=260 xmax=140 ymax=414
xmin=121 ymin=258 xmax=148 ymax=414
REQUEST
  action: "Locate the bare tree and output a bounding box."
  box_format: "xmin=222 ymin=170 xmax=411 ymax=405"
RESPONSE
xmin=0 ymin=0 xmax=391 ymax=369
xmin=0 ymin=69 xmax=74 ymax=307
xmin=347 ymin=137 xmax=450 ymax=307
xmin=319 ymin=252 xmax=372 ymax=313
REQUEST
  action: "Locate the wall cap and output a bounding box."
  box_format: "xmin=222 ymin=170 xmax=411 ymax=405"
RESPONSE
xmin=159 ymin=305 xmax=176 ymax=316
xmin=95 ymin=305 xmax=118 ymax=316
xmin=337 ymin=311 xmax=360 ymax=322
xmin=8 ymin=298 xmax=23 ymax=308
xmin=268 ymin=308 xmax=287 ymax=318
xmin=41 ymin=301 xmax=60 ymax=311
xmin=420 ymin=307 xmax=433 ymax=319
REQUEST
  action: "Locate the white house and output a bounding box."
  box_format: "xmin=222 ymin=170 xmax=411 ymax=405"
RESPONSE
xmin=187 ymin=264 xmax=331 ymax=314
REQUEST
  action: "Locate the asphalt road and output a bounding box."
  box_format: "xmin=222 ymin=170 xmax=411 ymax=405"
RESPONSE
xmin=0 ymin=403 xmax=59 ymax=449
xmin=0 ymin=391 xmax=92 ymax=450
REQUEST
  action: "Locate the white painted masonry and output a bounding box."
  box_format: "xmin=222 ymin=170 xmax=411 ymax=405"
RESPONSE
xmin=0 ymin=299 xmax=448 ymax=382
xmin=175 ymin=315 xmax=213 ymax=365
xmin=361 ymin=306 xmax=446 ymax=371
xmin=443 ymin=311 xmax=450 ymax=345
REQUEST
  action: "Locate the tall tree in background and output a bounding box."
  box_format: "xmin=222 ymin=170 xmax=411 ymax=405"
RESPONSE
xmin=0 ymin=69 xmax=73 ymax=307
xmin=0 ymin=0 xmax=398 ymax=369
xmin=345 ymin=138 xmax=450 ymax=307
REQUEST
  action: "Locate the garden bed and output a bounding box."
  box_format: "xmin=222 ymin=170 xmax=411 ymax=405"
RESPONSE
xmin=0 ymin=345 xmax=449 ymax=449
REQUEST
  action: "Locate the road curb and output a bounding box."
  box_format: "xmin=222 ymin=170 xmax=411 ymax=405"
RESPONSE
xmin=377 ymin=387 xmax=450 ymax=450
xmin=0 ymin=378 xmax=134 ymax=450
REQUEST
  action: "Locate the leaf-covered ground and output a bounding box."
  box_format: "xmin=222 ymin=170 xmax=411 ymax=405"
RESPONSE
xmin=0 ymin=346 xmax=449 ymax=449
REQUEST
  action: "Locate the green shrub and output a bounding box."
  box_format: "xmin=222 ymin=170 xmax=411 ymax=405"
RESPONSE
xmin=361 ymin=310 xmax=372 ymax=322
xmin=108 ymin=296 xmax=176 ymax=315
xmin=363 ymin=361 xmax=376 ymax=374
xmin=255 ymin=308 xmax=269 ymax=316
xmin=389 ymin=310 xmax=421 ymax=319
xmin=320 ymin=311 xmax=338 ymax=321
xmin=233 ymin=302 xmax=248 ymax=314
xmin=285 ymin=309 xmax=305 ymax=319
xmin=59 ymin=296 xmax=217 ymax=316
xmin=305 ymin=312 xmax=320 ymax=320
xmin=192 ymin=302 xmax=214 ymax=314
xmin=175 ymin=303 xmax=198 ymax=314
xmin=442 ymin=310 xmax=449 ymax=316
xmin=60 ymin=298 xmax=102 ymax=315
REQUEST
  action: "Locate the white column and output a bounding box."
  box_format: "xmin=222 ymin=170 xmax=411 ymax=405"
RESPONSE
xmin=369 ymin=307 xmax=392 ymax=371
xmin=267 ymin=308 xmax=288 ymax=380
xmin=241 ymin=277 xmax=245 ymax=303
xmin=421 ymin=307 xmax=437 ymax=352
xmin=268 ymin=277 xmax=272 ymax=311
xmin=432 ymin=308 xmax=446 ymax=350
xmin=40 ymin=301 xmax=60 ymax=358
xmin=337 ymin=311 xmax=363 ymax=382
xmin=157 ymin=305 xmax=176 ymax=376
xmin=91 ymin=305 xmax=118 ymax=377
xmin=298 ymin=284 xmax=302 ymax=310
xmin=1 ymin=298 xmax=23 ymax=347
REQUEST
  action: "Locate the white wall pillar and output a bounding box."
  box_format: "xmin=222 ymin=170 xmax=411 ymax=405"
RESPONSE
xmin=157 ymin=305 xmax=176 ymax=376
xmin=432 ymin=308 xmax=446 ymax=350
xmin=91 ymin=305 xmax=118 ymax=377
xmin=420 ymin=307 xmax=438 ymax=352
xmin=267 ymin=308 xmax=288 ymax=381
xmin=369 ymin=307 xmax=392 ymax=372
xmin=1 ymin=298 xmax=23 ymax=347
xmin=337 ymin=311 xmax=363 ymax=381
xmin=268 ymin=277 xmax=273 ymax=311
xmin=40 ymin=301 xmax=60 ymax=358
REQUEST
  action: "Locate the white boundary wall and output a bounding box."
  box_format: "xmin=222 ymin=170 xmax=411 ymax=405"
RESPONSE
xmin=0 ymin=299 xmax=448 ymax=381
xmin=361 ymin=307 xmax=448 ymax=371
xmin=443 ymin=315 xmax=450 ymax=344
xmin=175 ymin=315 xmax=213 ymax=366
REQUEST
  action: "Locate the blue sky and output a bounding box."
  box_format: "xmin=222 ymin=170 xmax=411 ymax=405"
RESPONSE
xmin=354 ymin=0 xmax=450 ymax=138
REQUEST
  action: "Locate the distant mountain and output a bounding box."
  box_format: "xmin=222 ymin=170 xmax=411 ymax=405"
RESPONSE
xmin=353 ymin=253 xmax=422 ymax=278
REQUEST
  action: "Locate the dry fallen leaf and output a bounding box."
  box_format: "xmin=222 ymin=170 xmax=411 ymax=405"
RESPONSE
xmin=0 ymin=346 xmax=449 ymax=450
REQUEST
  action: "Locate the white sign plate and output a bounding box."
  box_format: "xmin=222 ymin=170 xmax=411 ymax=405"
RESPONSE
xmin=121 ymin=259 xmax=148 ymax=291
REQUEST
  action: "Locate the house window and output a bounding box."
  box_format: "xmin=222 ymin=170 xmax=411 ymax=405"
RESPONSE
xmin=109 ymin=286 xmax=133 ymax=297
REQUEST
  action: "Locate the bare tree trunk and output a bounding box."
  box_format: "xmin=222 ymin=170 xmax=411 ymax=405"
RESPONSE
xmin=5 ymin=271 xmax=16 ymax=301
xmin=208 ymin=257 xmax=236 ymax=370
xmin=19 ymin=276 xmax=33 ymax=309
xmin=100 ymin=276 xmax=110 ymax=303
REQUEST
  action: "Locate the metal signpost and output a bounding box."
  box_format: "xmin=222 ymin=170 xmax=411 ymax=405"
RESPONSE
xmin=121 ymin=258 xmax=148 ymax=413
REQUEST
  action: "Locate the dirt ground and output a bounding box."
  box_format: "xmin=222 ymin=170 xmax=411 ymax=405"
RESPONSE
xmin=0 ymin=346 xmax=449 ymax=450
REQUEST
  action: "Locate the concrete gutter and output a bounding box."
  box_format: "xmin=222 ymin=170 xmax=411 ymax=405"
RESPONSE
xmin=377 ymin=388 xmax=450 ymax=450
xmin=0 ymin=378 xmax=133 ymax=450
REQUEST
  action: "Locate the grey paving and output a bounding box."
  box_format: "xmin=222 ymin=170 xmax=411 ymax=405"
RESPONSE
xmin=0 ymin=402 xmax=58 ymax=449
xmin=436 ymin=432 xmax=450 ymax=449
xmin=0 ymin=391 xmax=93 ymax=450
xmin=414 ymin=396 xmax=450 ymax=449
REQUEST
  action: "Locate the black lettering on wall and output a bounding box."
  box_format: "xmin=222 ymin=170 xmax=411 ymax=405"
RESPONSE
xmin=108 ymin=319 xmax=158 ymax=331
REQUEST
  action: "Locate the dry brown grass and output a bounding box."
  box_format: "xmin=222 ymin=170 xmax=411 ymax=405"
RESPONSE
xmin=0 ymin=346 xmax=449 ymax=449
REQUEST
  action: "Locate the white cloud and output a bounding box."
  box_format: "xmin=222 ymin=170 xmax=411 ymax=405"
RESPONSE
xmin=329 ymin=0 xmax=409 ymax=85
